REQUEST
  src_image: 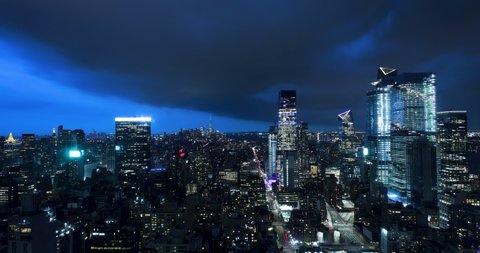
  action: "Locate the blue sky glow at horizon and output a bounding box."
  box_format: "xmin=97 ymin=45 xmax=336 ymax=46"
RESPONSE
xmin=0 ymin=31 xmax=269 ymax=135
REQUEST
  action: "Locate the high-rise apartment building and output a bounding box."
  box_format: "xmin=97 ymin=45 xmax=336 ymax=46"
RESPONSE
xmin=115 ymin=117 xmax=152 ymax=177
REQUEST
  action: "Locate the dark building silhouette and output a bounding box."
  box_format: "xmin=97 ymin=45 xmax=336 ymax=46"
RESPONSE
xmin=437 ymin=110 xmax=470 ymax=228
xmin=114 ymin=117 xmax=151 ymax=178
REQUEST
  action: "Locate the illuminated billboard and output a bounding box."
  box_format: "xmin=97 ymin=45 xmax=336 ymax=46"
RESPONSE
xmin=69 ymin=150 xmax=82 ymax=158
xmin=363 ymin=147 xmax=369 ymax=156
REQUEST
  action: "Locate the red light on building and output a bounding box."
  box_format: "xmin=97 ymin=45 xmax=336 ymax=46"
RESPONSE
xmin=178 ymin=149 xmax=186 ymax=158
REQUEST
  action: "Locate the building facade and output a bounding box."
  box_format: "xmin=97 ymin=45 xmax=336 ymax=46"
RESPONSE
xmin=114 ymin=117 xmax=152 ymax=177
xmin=437 ymin=111 xmax=469 ymax=191
xmin=437 ymin=111 xmax=470 ymax=228
xmin=268 ymin=126 xmax=277 ymax=178
xmin=276 ymin=90 xmax=298 ymax=190
xmin=366 ymin=67 xmax=437 ymax=203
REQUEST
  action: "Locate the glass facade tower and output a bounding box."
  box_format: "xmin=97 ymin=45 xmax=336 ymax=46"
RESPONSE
xmin=277 ymin=90 xmax=297 ymax=151
xmin=390 ymin=130 xmax=437 ymax=207
xmin=115 ymin=117 xmax=152 ymax=177
xmin=367 ymin=67 xmax=437 ymax=201
xmin=276 ymin=90 xmax=298 ymax=189
xmin=366 ymin=68 xmax=395 ymax=186
xmin=268 ymin=126 xmax=277 ymax=178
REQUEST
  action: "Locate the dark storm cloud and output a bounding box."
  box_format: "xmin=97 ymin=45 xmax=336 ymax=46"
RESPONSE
xmin=0 ymin=0 xmax=479 ymax=129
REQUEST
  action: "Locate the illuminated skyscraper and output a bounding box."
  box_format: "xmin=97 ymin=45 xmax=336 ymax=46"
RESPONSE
xmin=115 ymin=117 xmax=152 ymax=177
xmin=338 ymin=110 xmax=361 ymax=189
xmin=268 ymin=126 xmax=277 ymax=178
xmin=437 ymin=111 xmax=469 ymax=228
xmin=366 ymin=67 xmax=395 ymax=186
xmin=389 ymin=130 xmax=437 ymax=207
xmin=388 ymin=72 xmax=437 ymax=207
xmin=21 ymin=134 xmax=36 ymax=170
xmin=437 ymin=111 xmax=469 ymax=191
xmin=4 ymin=133 xmax=22 ymax=170
xmin=277 ymin=90 xmax=297 ymax=151
xmin=338 ymin=110 xmax=355 ymax=151
xmin=367 ymin=67 xmax=437 ymax=199
xmin=390 ymin=72 xmax=437 ymax=135
xmin=276 ymin=90 xmax=298 ymax=190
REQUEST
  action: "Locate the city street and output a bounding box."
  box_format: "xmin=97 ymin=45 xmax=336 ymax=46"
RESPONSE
xmin=252 ymin=147 xmax=298 ymax=253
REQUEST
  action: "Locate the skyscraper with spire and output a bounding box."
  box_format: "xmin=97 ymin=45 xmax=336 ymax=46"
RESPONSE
xmin=4 ymin=133 xmax=22 ymax=170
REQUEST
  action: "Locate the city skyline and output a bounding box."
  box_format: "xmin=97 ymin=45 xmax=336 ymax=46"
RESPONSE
xmin=1 ymin=1 xmax=480 ymax=134
xmin=2 ymin=2 xmax=480 ymax=252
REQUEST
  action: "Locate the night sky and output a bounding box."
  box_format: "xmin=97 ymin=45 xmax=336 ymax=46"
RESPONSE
xmin=1 ymin=1 xmax=479 ymax=135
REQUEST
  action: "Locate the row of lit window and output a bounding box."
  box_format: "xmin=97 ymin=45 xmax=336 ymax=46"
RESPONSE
xmin=90 ymin=246 xmax=132 ymax=250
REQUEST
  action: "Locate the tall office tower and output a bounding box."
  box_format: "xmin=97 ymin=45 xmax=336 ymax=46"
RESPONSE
xmin=338 ymin=110 xmax=356 ymax=152
xmin=276 ymin=90 xmax=298 ymax=190
xmin=367 ymin=67 xmax=437 ymax=196
xmin=390 ymin=72 xmax=437 ymax=135
xmin=366 ymin=68 xmax=395 ymax=186
xmin=115 ymin=117 xmax=151 ymax=177
xmin=277 ymin=90 xmax=297 ymax=151
xmin=268 ymin=126 xmax=277 ymax=178
xmin=37 ymin=135 xmax=56 ymax=174
xmin=390 ymin=130 xmax=437 ymax=207
xmin=21 ymin=134 xmax=36 ymax=170
xmin=388 ymin=72 xmax=437 ymax=207
xmin=437 ymin=111 xmax=469 ymax=228
xmin=57 ymin=127 xmax=86 ymax=165
xmin=297 ymin=121 xmax=310 ymax=187
xmin=338 ymin=110 xmax=359 ymax=189
xmin=437 ymin=111 xmax=469 ymax=190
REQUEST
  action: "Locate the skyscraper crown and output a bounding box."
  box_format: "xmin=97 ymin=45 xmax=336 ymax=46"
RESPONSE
xmin=377 ymin=67 xmax=397 ymax=79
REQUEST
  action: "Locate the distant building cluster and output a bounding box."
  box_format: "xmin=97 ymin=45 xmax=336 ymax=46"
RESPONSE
xmin=0 ymin=67 xmax=479 ymax=253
